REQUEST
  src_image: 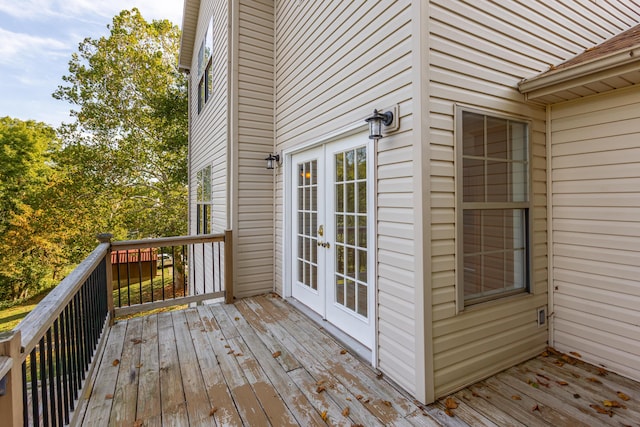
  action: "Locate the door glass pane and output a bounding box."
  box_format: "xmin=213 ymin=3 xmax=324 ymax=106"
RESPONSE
xmin=296 ymin=160 xmax=318 ymax=290
xmin=356 ymin=147 xmax=366 ymax=179
xmin=333 ymin=145 xmax=368 ymax=318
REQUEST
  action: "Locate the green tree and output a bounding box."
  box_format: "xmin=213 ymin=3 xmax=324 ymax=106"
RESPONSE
xmin=0 ymin=118 xmax=62 ymax=300
xmin=53 ymin=8 xmax=188 ymax=242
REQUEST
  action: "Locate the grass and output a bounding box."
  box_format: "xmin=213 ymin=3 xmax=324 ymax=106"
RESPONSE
xmin=0 ymin=292 xmax=49 ymax=333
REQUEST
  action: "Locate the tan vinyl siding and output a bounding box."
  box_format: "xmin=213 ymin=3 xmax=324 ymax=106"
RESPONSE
xmin=234 ymin=0 xmax=275 ymax=298
xmin=190 ymin=0 xmax=229 ymax=236
xmin=428 ymin=0 xmax=639 ymax=398
xmin=550 ymin=86 xmax=640 ymax=383
xmin=273 ymin=0 xmax=418 ymax=394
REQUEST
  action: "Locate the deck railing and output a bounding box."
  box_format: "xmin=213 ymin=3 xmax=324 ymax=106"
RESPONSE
xmin=0 ymin=230 xmax=232 ymax=427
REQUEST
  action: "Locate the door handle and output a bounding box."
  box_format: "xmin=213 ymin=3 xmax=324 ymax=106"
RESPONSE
xmin=317 ymin=242 xmax=331 ymax=248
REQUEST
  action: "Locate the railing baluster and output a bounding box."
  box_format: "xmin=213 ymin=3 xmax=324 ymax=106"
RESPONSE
xmin=39 ymin=337 xmax=48 ymax=427
xmin=61 ymin=306 xmax=71 ymax=421
xmin=30 ymin=348 xmax=39 ymax=426
xmin=54 ymin=319 xmax=64 ymax=425
xmin=21 ymin=360 xmax=27 ymax=427
xmin=117 ymin=250 xmax=122 ymax=308
xmin=46 ymin=329 xmax=57 ymax=427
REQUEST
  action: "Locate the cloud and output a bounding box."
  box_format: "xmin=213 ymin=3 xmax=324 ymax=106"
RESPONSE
xmin=0 ymin=28 xmax=69 ymax=67
xmin=0 ymin=0 xmax=183 ymax=26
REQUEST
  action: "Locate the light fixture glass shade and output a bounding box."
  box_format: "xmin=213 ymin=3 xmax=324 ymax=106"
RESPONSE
xmin=265 ymin=153 xmax=279 ymax=169
xmin=365 ymin=109 xmax=393 ymax=140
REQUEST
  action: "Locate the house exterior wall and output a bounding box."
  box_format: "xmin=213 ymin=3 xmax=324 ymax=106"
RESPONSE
xmin=273 ymin=0 xmax=421 ymax=395
xmin=427 ymin=0 xmax=640 ymax=397
xmin=232 ymin=0 xmax=276 ymax=297
xmin=181 ymin=0 xmax=640 ymax=405
xmin=189 ymin=0 xmax=230 ymax=236
xmin=550 ymin=86 xmax=640 ymax=383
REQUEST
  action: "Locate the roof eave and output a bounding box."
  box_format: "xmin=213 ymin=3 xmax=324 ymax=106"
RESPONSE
xmin=178 ymin=0 xmax=200 ymax=72
xmin=519 ymin=46 xmax=640 ymax=102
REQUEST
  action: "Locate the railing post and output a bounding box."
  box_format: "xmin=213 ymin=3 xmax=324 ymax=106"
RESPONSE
xmin=0 ymin=331 xmax=23 ymax=427
xmin=224 ymin=229 xmax=234 ymax=304
xmin=97 ymin=233 xmax=115 ymax=325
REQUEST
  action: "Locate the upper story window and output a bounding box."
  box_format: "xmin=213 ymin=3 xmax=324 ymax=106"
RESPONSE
xmin=457 ymin=108 xmax=531 ymax=307
xmin=196 ymin=165 xmax=212 ymax=234
xmin=197 ymin=18 xmax=213 ymax=114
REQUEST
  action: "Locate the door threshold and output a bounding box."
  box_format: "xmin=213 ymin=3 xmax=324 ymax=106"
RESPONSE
xmin=286 ymin=297 xmax=372 ymax=364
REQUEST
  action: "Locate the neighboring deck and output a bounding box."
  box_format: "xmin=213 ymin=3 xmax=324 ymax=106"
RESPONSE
xmin=79 ymin=295 xmax=640 ymax=426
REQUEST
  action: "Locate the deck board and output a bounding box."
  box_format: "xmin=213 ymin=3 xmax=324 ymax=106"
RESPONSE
xmin=78 ymin=295 xmax=640 ymax=426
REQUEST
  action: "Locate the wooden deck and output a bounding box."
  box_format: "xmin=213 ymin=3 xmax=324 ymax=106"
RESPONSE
xmin=78 ymin=294 xmax=640 ymax=426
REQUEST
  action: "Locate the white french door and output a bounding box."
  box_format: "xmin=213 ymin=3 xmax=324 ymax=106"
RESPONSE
xmin=291 ymin=133 xmax=374 ymax=348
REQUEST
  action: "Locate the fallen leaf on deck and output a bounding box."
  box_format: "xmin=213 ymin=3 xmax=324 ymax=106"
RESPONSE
xmin=573 ymin=394 xmax=581 ymax=399
xmin=528 ymin=379 xmax=539 ymax=388
xmin=541 ymin=351 xmax=549 ymax=357
xmin=316 ymin=385 xmax=326 ymax=393
xmin=597 ymin=367 xmax=608 ymax=376
xmin=617 ymin=391 xmax=630 ymax=401
xmin=376 ymin=372 xmax=383 ymax=379
xmin=227 ymin=350 xmax=234 ymax=354
xmin=554 ymin=361 xmax=565 ymax=367
xmin=556 ymin=381 xmax=569 ymax=386
xmin=538 ymin=381 xmax=550 ymax=388
xmin=342 ymin=407 xmax=350 ymax=416
xmin=224 ymin=344 xmax=230 ymax=348
xmin=340 ymin=349 xmax=347 ymax=355
xmin=136 ymin=363 xmax=143 ymax=368
xmin=590 ymin=404 xmax=613 ymax=417
xmin=105 ymin=394 xmax=113 ymax=399
xmin=364 ymin=398 xmax=370 ymax=404
xmin=603 ymin=400 xmax=624 ymax=408
xmin=209 ymin=407 xmax=218 ymax=416
xmin=133 ymin=420 xmax=143 ymax=427
xmin=356 ymin=394 xmax=363 ymax=400
xmin=586 ymin=377 xmax=602 ymax=384
xmin=511 ymin=395 xmax=521 ymax=400
xmin=346 ymin=397 xmax=352 ymax=401
xmin=234 ymin=353 xmax=243 ymax=357
xmin=536 ymin=373 xmax=551 ymax=381
xmin=471 ymin=391 xmax=480 ymax=397
xmin=382 ymin=400 xmax=392 ymax=407
xmin=112 ymin=359 xmax=120 ymax=366
xmin=445 ymin=398 xmax=458 ymax=409
xmin=131 ymin=339 xmax=143 ymax=345
xmin=316 ymin=380 xmax=325 ymax=386
xmin=272 ymin=351 xmax=281 ymax=358
xmin=320 ymin=410 xmax=328 ymax=421
xmin=570 ymin=351 xmax=582 ymax=358
xmin=234 ymin=317 xmax=239 ymax=321
xmin=532 ymin=404 xmax=540 ymax=412
xmin=444 ymin=409 xmax=455 ymax=417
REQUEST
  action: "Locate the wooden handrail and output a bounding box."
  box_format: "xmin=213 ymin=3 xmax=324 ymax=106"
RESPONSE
xmin=111 ymin=233 xmax=225 ymax=250
xmin=15 ymin=243 xmax=110 ymax=359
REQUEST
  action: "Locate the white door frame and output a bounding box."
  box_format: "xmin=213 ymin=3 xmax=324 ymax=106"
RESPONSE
xmin=282 ymin=126 xmax=377 ymax=365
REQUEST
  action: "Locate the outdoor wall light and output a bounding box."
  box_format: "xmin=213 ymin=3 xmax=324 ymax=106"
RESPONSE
xmin=365 ymin=109 xmax=394 ymax=140
xmin=265 ymin=153 xmax=280 ymax=170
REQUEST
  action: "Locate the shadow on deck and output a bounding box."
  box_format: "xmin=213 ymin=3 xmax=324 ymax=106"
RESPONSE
xmin=79 ymin=294 xmax=640 ymax=426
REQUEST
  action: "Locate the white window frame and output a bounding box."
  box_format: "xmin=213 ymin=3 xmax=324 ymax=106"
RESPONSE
xmin=456 ymin=106 xmax=533 ymax=310
xmin=197 ymin=18 xmax=213 ymax=114
xmin=196 ymin=165 xmax=212 ymax=234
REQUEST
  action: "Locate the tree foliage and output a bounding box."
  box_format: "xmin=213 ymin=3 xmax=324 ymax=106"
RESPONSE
xmin=0 ymin=9 xmax=187 ymax=301
xmin=0 ymin=118 xmax=63 ymax=300
xmin=53 ymin=8 xmax=188 ymax=241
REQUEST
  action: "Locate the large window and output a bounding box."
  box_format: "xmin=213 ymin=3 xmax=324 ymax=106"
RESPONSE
xmin=196 ymin=166 xmax=212 ymax=234
xmin=197 ymin=18 xmax=213 ymax=114
xmin=457 ymin=108 xmax=530 ymax=307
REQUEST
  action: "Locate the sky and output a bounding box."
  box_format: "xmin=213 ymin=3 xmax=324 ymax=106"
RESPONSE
xmin=0 ymin=0 xmax=184 ymax=128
